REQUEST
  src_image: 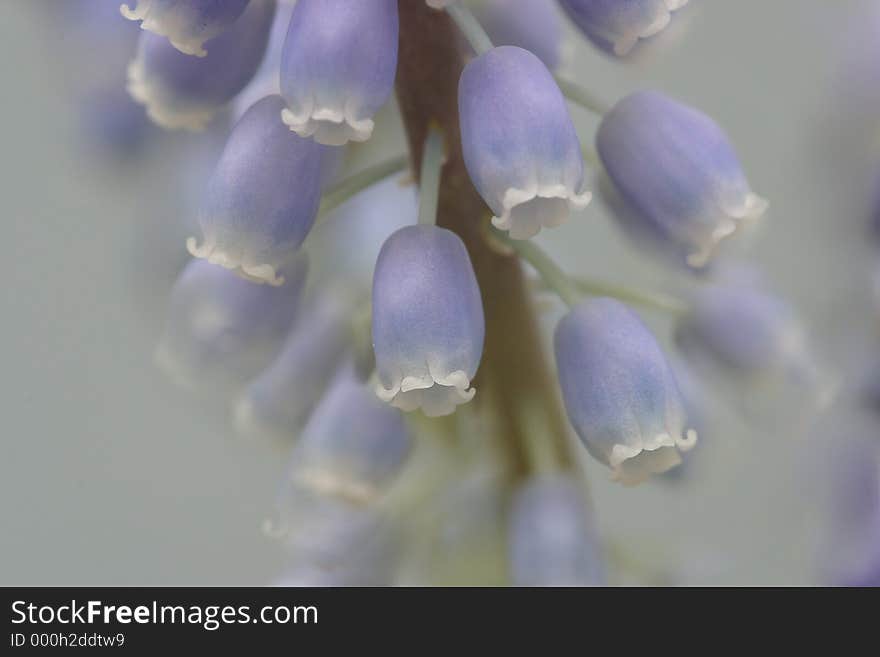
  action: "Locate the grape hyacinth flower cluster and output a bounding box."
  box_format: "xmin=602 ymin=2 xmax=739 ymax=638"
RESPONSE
xmin=54 ymin=0 xmax=845 ymax=586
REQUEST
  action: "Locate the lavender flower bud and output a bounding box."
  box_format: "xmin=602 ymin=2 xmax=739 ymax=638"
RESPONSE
xmin=459 ymin=46 xmax=589 ymax=239
xmin=597 ymin=91 xmax=767 ymax=268
xmin=155 ymin=257 xmax=306 ymax=391
xmin=554 ymin=298 xmax=697 ymax=485
xmin=127 ymin=0 xmax=275 ymax=130
xmin=558 ymin=0 xmax=688 ymax=57
xmin=235 ymin=292 xmax=352 ymax=440
xmin=120 ymin=0 xmax=251 ymax=57
xmin=509 ymin=474 xmax=605 ymax=586
xmin=231 ymin=0 xmax=295 ymax=121
xmin=286 ymin=364 xmax=412 ymax=503
xmin=372 ymin=225 xmax=485 ymax=417
xmin=474 ymin=0 xmax=565 ymax=71
xmin=674 ymin=279 xmax=819 ymax=391
xmin=271 ymin=495 xmax=398 ymax=586
xmin=279 ymin=0 xmax=399 ymax=145
xmin=187 ymin=95 xmax=328 ymax=286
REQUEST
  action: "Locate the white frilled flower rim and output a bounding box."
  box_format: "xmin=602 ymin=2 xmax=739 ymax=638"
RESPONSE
xmin=121 ymin=1 xmax=211 ymax=58
xmin=686 ymin=192 xmax=768 ymax=268
xmin=281 ymin=101 xmax=374 ymax=147
xmin=127 ymin=55 xmax=215 ymax=131
xmin=610 ymin=0 xmax=691 ymax=57
xmin=185 ymin=236 xmax=286 ymax=287
xmin=492 ymin=184 xmax=592 ymax=240
xmin=375 ymin=365 xmax=475 ymax=418
xmin=608 ymin=428 xmax=698 ymax=486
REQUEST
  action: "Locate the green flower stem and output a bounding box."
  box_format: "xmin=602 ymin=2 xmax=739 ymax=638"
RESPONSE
xmin=446 ymin=3 xmax=493 ymax=55
xmin=492 ymin=228 xmax=580 ymax=308
xmin=418 ymin=125 xmax=445 ymax=226
xmin=555 ymin=75 xmax=611 ymax=116
xmin=317 ymin=154 xmax=409 ymax=217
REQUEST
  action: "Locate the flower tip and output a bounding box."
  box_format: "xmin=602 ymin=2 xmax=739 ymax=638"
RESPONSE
xmin=492 ymin=188 xmax=592 ymax=239
xmin=375 ymin=372 xmax=476 ymax=417
xmin=280 ymin=108 xmax=374 ymax=146
xmin=185 ymin=237 xmax=286 ymax=286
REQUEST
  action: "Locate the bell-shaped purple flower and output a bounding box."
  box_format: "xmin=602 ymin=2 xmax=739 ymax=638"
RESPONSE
xmin=120 ymin=0 xmax=251 ymax=57
xmin=459 ymin=46 xmax=590 ymax=239
xmin=558 ymin=0 xmax=688 ymax=57
xmin=372 ymin=225 xmax=485 ymax=417
xmin=674 ymin=278 xmax=820 ymax=391
xmin=279 ymin=0 xmax=399 ymax=145
xmin=474 ymin=0 xmax=565 ymax=71
xmin=155 ymin=257 xmax=306 ymax=391
xmin=597 ymin=91 xmax=767 ymax=268
xmin=555 ymin=298 xmax=697 ymax=485
xmin=234 ymin=291 xmax=353 ymax=440
xmin=284 ymin=364 xmax=412 ymax=504
xmin=127 ymin=0 xmax=275 ymax=130
xmin=186 ymin=95 xmax=327 ymax=286
xmin=509 ymin=474 xmax=606 ymax=586
xmin=270 ymin=493 xmax=399 ymax=585
xmin=231 ymin=0 xmax=295 ymax=121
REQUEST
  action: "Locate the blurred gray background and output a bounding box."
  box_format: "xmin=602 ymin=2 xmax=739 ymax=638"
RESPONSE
xmin=1 ymin=0 xmax=878 ymax=585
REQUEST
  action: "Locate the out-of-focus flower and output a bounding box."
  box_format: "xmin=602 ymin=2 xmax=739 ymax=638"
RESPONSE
xmin=235 ymin=291 xmax=353 ymax=440
xmin=279 ymin=0 xmax=398 ymax=145
xmin=557 ymin=0 xmax=688 ymax=57
xmin=554 ymin=298 xmax=697 ymax=485
xmin=823 ymin=434 xmax=880 ymax=587
xmin=473 ymin=0 xmax=565 ymax=71
xmin=283 ymin=364 xmax=412 ymax=504
xmin=80 ymin=82 xmax=152 ymax=157
xmin=155 ymin=257 xmax=306 ymax=391
xmin=127 ymin=0 xmax=275 ymax=130
xmin=270 ymin=490 xmax=399 ymax=585
xmin=305 ymin=174 xmax=418 ymax=292
xmin=459 ymin=46 xmax=589 ymax=239
xmin=187 ymin=95 xmax=328 ymax=286
xmin=674 ymin=276 xmax=822 ymax=398
xmin=372 ymin=226 xmax=484 ymax=417
xmin=120 ymin=0 xmax=251 ymax=57
xmin=508 ymin=473 xmax=605 ymax=586
xmin=230 ymin=0 xmax=296 ymax=121
xmin=597 ymin=91 xmax=767 ymax=268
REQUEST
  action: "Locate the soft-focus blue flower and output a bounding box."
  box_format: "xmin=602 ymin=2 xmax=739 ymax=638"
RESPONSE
xmin=155 ymin=257 xmax=306 ymax=391
xmin=305 ymin=174 xmax=418 ymax=292
xmin=372 ymin=225 xmax=484 ymax=417
xmin=234 ymin=291 xmax=353 ymax=440
xmin=279 ymin=0 xmax=398 ymax=145
xmin=459 ymin=46 xmax=589 ymax=239
xmin=597 ymin=91 xmax=767 ymax=268
xmin=270 ymin=494 xmax=399 ymax=585
xmin=231 ymin=0 xmax=295 ymax=121
xmin=474 ymin=0 xmax=565 ymax=71
xmin=558 ymin=0 xmax=688 ymax=57
xmin=555 ymin=298 xmax=697 ymax=485
xmin=127 ymin=0 xmax=275 ymax=130
xmin=508 ymin=474 xmax=605 ymax=586
xmin=283 ymin=363 xmax=412 ymax=503
xmin=186 ymin=95 xmax=328 ymax=286
xmin=674 ymin=278 xmax=820 ymax=393
xmin=120 ymin=0 xmax=251 ymax=57
xmin=80 ymin=82 xmax=153 ymax=157
xmin=823 ymin=435 xmax=880 ymax=587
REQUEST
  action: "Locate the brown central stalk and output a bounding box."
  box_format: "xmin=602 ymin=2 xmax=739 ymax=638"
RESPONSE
xmin=395 ymin=2 xmax=571 ymax=475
